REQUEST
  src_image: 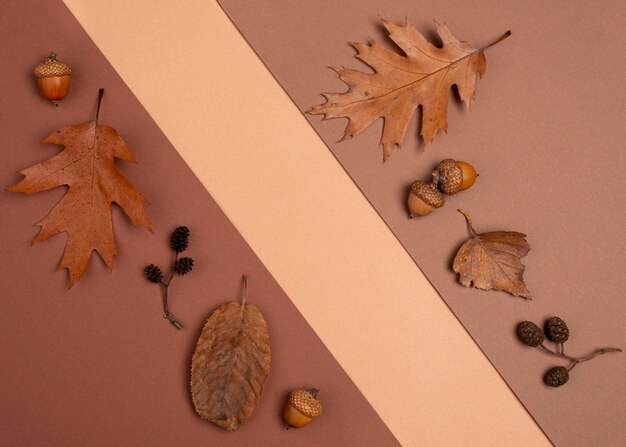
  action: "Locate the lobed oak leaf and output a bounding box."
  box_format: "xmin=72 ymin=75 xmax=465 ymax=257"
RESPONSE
xmin=191 ymin=277 xmax=271 ymax=432
xmin=453 ymin=210 xmax=530 ymax=299
xmin=310 ymin=18 xmax=510 ymax=161
xmin=7 ymin=90 xmax=152 ymax=287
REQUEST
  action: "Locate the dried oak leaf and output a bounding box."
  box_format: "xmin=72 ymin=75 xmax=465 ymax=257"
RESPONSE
xmin=191 ymin=279 xmax=271 ymax=432
xmin=6 ymin=90 xmax=152 ymax=287
xmin=310 ymin=19 xmax=510 ymax=161
xmin=453 ymin=210 xmax=531 ymax=299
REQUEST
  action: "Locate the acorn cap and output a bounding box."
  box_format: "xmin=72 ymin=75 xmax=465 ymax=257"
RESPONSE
xmin=289 ymin=388 xmax=323 ymax=418
xmin=545 ymin=317 xmax=569 ymax=343
xmin=410 ymin=181 xmax=444 ymax=208
xmin=517 ymin=321 xmax=544 ymax=347
xmin=544 ymin=366 xmax=569 ymax=387
xmin=34 ymin=52 xmax=72 ymax=78
xmin=435 ymin=159 xmax=463 ymax=194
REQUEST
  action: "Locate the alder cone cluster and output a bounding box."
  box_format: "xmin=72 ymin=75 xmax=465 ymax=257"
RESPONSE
xmin=191 ymin=301 xmax=271 ymax=432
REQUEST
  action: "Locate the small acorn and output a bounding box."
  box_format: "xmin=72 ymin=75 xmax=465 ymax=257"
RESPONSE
xmin=283 ymin=388 xmax=323 ymax=429
xmin=34 ymin=52 xmax=72 ymax=106
xmin=408 ymin=180 xmax=444 ymax=217
xmin=434 ymin=159 xmax=477 ymax=195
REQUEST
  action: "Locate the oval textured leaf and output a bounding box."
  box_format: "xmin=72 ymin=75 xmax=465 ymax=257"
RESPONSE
xmin=453 ymin=230 xmax=531 ymax=299
xmin=190 ymin=301 xmax=270 ymax=432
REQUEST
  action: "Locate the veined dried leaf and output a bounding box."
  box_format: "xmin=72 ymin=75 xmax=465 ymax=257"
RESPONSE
xmin=310 ymin=19 xmax=510 ymax=161
xmin=453 ymin=210 xmax=531 ymax=299
xmin=190 ymin=277 xmax=270 ymax=432
xmin=6 ymin=90 xmax=151 ymax=287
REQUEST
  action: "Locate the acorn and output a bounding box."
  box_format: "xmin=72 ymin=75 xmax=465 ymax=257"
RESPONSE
xmin=283 ymin=388 xmax=323 ymax=429
xmin=34 ymin=52 xmax=72 ymax=106
xmin=407 ymin=180 xmax=444 ymax=217
xmin=433 ymin=159 xmax=477 ymax=195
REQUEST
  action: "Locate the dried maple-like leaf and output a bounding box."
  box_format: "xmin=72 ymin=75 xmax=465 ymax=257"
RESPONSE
xmin=310 ymin=19 xmax=511 ymax=161
xmin=453 ymin=210 xmax=531 ymax=299
xmin=6 ymin=90 xmax=152 ymax=287
xmin=191 ymin=276 xmax=271 ymax=432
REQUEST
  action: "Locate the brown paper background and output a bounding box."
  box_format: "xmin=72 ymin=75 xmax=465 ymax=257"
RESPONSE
xmin=58 ymin=0 xmax=556 ymax=445
xmin=218 ymin=0 xmax=626 ymax=445
xmin=0 ymin=1 xmax=401 ymax=446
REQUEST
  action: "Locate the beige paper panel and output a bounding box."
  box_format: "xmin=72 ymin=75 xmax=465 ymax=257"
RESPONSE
xmin=62 ymin=1 xmax=549 ymax=445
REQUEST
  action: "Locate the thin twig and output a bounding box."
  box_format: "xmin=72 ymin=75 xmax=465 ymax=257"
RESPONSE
xmin=539 ymin=343 xmax=621 ymax=363
xmin=566 ymin=361 xmax=579 ymax=372
xmin=158 ymin=252 xmax=183 ymax=330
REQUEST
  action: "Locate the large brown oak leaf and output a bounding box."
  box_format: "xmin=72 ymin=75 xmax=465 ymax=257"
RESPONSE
xmin=310 ymin=19 xmax=510 ymax=161
xmin=453 ymin=210 xmax=530 ymax=299
xmin=7 ymin=91 xmax=152 ymax=287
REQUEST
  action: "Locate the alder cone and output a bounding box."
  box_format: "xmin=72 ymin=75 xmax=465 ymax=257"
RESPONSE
xmin=190 ymin=301 xmax=271 ymax=432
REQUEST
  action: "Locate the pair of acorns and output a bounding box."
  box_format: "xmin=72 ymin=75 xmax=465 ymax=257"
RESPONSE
xmin=408 ymin=159 xmax=477 ymax=217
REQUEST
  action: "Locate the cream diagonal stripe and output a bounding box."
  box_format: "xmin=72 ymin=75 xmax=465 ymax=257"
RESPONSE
xmin=62 ymin=1 xmax=549 ymax=445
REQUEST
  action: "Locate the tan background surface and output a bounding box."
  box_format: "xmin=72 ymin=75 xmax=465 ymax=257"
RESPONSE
xmin=61 ymin=1 xmax=552 ymax=445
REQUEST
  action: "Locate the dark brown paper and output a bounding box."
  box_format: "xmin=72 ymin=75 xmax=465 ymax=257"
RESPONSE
xmin=0 ymin=1 xmax=400 ymax=446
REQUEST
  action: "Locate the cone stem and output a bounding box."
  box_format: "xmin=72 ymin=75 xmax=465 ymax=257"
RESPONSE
xmin=539 ymin=343 xmax=621 ymax=363
xmin=159 ymin=252 xmax=183 ymax=330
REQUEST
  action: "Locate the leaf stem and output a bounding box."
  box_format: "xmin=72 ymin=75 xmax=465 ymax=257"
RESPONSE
xmin=237 ymin=275 xmax=249 ymax=331
xmin=95 ymin=88 xmax=104 ymax=125
xmin=241 ymin=274 xmax=248 ymax=306
xmin=538 ymin=343 xmax=621 ymax=363
xmin=481 ymin=30 xmax=512 ymax=51
xmin=457 ymin=209 xmax=478 ymax=238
